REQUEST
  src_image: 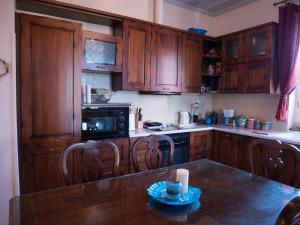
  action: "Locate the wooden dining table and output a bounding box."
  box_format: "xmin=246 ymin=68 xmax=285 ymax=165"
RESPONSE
xmin=10 ymin=159 xmax=300 ymax=225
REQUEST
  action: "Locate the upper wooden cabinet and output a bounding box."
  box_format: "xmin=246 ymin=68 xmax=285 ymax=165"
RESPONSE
xmin=82 ymin=31 xmax=122 ymax=72
xmin=221 ymin=23 xmax=278 ymax=94
xmin=182 ymin=34 xmax=202 ymax=93
xmin=123 ymin=20 xmax=151 ymax=91
xmin=244 ymin=24 xmax=276 ymax=62
xmin=20 ymin=14 xmax=82 ymax=145
xmin=222 ymin=33 xmax=244 ymax=64
xmin=150 ymin=26 xmax=182 ymax=92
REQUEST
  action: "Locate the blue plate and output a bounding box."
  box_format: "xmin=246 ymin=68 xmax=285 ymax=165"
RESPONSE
xmin=147 ymin=181 xmax=201 ymax=206
xmin=188 ymin=28 xmax=207 ymax=36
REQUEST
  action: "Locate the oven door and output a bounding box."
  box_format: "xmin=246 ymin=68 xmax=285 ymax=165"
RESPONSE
xmin=82 ymin=107 xmax=129 ymax=140
xmin=160 ymin=137 xmax=189 ymax=167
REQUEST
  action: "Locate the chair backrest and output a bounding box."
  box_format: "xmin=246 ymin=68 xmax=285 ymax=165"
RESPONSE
xmin=248 ymin=139 xmax=300 ymax=188
xmin=132 ymin=134 xmax=174 ymax=172
xmin=60 ymin=140 xmax=120 ymax=185
xmin=275 ymin=196 xmax=300 ymax=225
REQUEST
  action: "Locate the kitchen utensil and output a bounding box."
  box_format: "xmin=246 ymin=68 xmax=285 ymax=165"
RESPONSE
xmin=179 ymin=112 xmax=191 ymax=125
xmin=192 ymin=103 xmax=199 ymax=123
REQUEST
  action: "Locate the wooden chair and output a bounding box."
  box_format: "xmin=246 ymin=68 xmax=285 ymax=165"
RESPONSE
xmin=132 ymin=134 xmax=175 ymax=172
xmin=60 ymin=140 xmax=120 ymax=185
xmin=275 ymin=196 xmax=300 ymax=225
xmin=248 ymin=139 xmax=300 ymax=188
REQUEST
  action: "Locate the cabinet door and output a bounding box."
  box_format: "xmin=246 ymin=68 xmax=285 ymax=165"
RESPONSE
xmin=151 ymin=26 xmax=182 ymax=92
xmin=237 ymin=135 xmax=258 ymax=172
xmin=82 ymin=31 xmax=122 ymax=72
xmin=222 ymin=33 xmax=244 ymax=64
xmin=20 ymin=14 xmax=82 ymax=145
xmin=123 ymin=20 xmax=151 ymax=91
xmin=244 ymin=24 xmax=275 ymax=62
xmin=212 ymin=131 xmax=238 ymax=168
xmin=182 ymin=34 xmax=202 ymax=93
xmin=245 ymin=60 xmax=271 ymax=93
xmin=221 ymin=64 xmax=244 ymax=93
xmin=22 ymin=150 xmax=73 ymax=193
xmin=189 ymin=131 xmax=212 ymax=161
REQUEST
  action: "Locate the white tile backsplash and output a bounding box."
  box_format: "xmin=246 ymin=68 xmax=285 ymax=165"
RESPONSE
xmin=212 ymin=94 xmax=288 ymax=131
xmin=110 ymin=91 xmax=212 ymax=124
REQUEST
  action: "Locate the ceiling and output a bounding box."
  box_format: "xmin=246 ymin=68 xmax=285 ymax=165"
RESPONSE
xmin=164 ymin=0 xmax=258 ymax=17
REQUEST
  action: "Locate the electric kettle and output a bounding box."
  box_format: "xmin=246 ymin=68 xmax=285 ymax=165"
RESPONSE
xmin=179 ymin=111 xmax=191 ymax=125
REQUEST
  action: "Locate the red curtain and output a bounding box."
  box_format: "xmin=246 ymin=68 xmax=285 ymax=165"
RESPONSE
xmin=276 ymin=4 xmax=300 ymax=121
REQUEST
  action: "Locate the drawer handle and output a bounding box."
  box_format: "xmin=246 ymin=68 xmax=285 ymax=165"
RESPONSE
xmin=132 ymin=86 xmax=140 ymax=89
xmin=163 ymin=88 xmax=170 ymax=91
xmin=96 ymin=66 xmax=105 ymax=69
xmin=49 ymin=148 xmax=60 ymax=151
xmin=51 ymin=139 xmax=61 ymax=142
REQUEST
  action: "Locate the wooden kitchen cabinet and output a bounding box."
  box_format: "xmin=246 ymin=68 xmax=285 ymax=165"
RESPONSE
xmin=19 ymin=14 xmax=82 ymax=193
xmin=182 ymin=34 xmax=202 ymax=93
xmin=244 ymin=60 xmax=277 ymax=93
xmin=123 ymin=20 xmax=151 ymax=91
xmin=212 ymin=131 xmax=238 ymax=168
xmin=189 ymin=131 xmax=212 ymax=161
xmin=222 ymin=33 xmax=244 ymax=65
xmin=220 ymin=23 xmax=278 ymax=94
xmin=221 ymin=64 xmax=244 ymax=93
xmin=82 ymin=31 xmax=122 ymax=72
xmin=150 ymin=26 xmax=183 ymax=92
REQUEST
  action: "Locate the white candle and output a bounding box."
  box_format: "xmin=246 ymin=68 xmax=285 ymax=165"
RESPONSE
xmin=176 ymin=169 xmax=189 ymax=193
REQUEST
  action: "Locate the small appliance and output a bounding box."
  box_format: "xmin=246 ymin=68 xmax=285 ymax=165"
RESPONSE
xmin=81 ymin=103 xmax=129 ymax=140
xmin=179 ymin=112 xmax=191 ymax=125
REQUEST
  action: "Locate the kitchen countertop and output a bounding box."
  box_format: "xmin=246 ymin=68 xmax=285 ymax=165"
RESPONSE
xmin=129 ymin=124 xmax=300 ymax=146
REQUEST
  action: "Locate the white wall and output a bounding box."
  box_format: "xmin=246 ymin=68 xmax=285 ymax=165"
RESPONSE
xmin=213 ymin=0 xmax=278 ymax=36
xmin=0 ymin=0 xmax=19 ymax=224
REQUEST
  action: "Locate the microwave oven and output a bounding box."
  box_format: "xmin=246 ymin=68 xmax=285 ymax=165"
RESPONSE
xmin=82 ymin=105 xmax=129 ymax=140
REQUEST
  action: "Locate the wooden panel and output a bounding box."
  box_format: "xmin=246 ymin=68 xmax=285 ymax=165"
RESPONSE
xmin=221 ymin=64 xmax=244 ymax=93
xmin=182 ymin=34 xmax=202 ymax=93
xmin=222 ymin=33 xmax=244 ymax=64
xmin=22 ymin=149 xmax=73 ymax=193
xmin=189 ymin=131 xmax=212 ymax=161
xmin=212 ymin=131 xmax=238 ymax=168
xmin=20 ymin=14 xmax=82 ymax=144
xmin=151 ymin=26 xmax=182 ymax=92
xmin=245 ymin=60 xmax=271 ymax=93
xmin=123 ymin=20 xmax=151 ymax=91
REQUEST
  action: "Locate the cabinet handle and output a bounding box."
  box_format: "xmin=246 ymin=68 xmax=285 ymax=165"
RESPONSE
xmin=163 ymin=88 xmax=170 ymax=91
xmin=49 ymin=148 xmax=60 ymax=151
xmin=96 ymin=66 xmax=105 ymax=69
xmin=50 ymin=139 xmax=61 ymax=142
xmin=132 ymin=86 xmax=140 ymax=89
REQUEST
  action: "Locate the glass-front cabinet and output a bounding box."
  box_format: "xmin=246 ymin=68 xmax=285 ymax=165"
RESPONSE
xmin=222 ymin=34 xmax=244 ymax=64
xmin=82 ymin=31 xmax=122 ymax=72
xmin=244 ymin=25 xmax=274 ymax=61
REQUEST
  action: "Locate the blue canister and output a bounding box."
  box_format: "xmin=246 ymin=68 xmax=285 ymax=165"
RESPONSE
xmin=205 ymin=114 xmax=212 ymax=125
xmin=254 ymin=120 xmax=261 ymax=130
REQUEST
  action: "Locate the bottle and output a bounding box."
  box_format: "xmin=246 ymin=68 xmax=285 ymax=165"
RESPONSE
xmin=192 ymin=103 xmax=199 ymax=123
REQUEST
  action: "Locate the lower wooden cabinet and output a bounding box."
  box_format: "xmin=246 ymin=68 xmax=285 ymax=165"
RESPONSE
xmin=212 ymin=131 xmax=238 ymax=167
xmin=236 ymin=135 xmax=257 ymax=172
xmin=21 ymin=138 xmax=130 ymax=193
xmin=189 ymin=131 xmax=212 ymax=161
